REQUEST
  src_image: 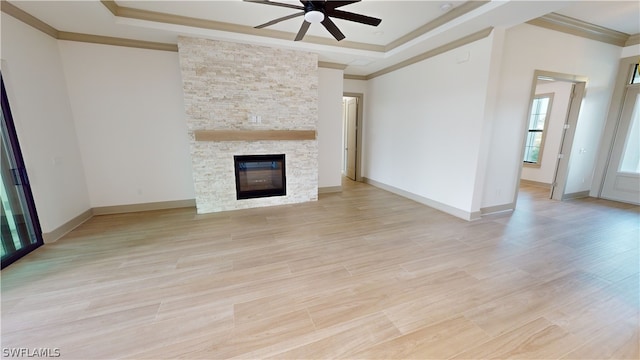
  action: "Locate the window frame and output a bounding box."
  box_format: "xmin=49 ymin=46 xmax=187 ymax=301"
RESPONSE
xmin=523 ymin=92 xmax=554 ymax=168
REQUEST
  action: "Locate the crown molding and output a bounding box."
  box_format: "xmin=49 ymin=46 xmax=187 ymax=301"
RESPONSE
xmin=101 ymin=1 xmax=384 ymax=53
xmin=1 ymin=0 xmax=58 ymax=38
xmin=58 ymin=32 xmax=178 ymax=52
xmin=626 ymin=34 xmax=640 ymax=47
xmin=527 ymin=12 xmax=630 ymax=47
xmin=366 ymin=27 xmax=494 ymax=80
xmin=100 ymin=0 xmax=118 ymax=15
xmin=2 ymin=0 xmax=178 ymax=52
xmin=100 ymin=1 xmax=489 ymax=55
xmin=384 ymin=1 xmax=489 ymax=51
xmin=344 ymin=74 xmax=368 ymax=81
xmin=318 ymin=62 xmax=347 ymax=70
xmin=6 ymin=1 xmax=635 ymax=80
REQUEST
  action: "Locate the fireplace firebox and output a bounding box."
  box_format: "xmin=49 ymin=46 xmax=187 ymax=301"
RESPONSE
xmin=234 ymin=154 xmax=286 ymax=200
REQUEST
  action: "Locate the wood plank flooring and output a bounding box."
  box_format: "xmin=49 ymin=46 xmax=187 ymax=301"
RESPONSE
xmin=1 ymin=180 xmax=638 ymax=359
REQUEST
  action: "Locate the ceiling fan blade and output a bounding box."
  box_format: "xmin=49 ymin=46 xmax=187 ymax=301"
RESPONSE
xmin=321 ymin=17 xmax=345 ymax=41
xmin=326 ymin=9 xmax=381 ymax=26
xmin=294 ymin=20 xmax=311 ymax=41
xmin=255 ymin=11 xmax=304 ymax=28
xmin=325 ymin=1 xmax=360 ymax=11
xmin=243 ymin=0 xmax=304 ymax=11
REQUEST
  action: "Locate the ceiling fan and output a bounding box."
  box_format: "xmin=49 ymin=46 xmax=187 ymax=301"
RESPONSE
xmin=244 ymin=0 xmax=382 ymax=41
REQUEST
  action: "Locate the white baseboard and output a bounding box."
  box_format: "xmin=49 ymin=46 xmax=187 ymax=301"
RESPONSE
xmin=562 ymin=191 xmax=590 ymax=200
xmin=42 ymin=199 xmax=196 ymax=243
xmin=42 ymin=209 xmax=93 ymax=244
xmin=480 ymin=203 xmax=515 ymax=216
xmin=92 ymin=199 xmax=196 ymax=215
xmin=520 ymin=179 xmax=552 ymax=188
xmin=318 ymin=186 xmax=342 ymax=194
xmin=362 ymin=177 xmax=478 ymax=221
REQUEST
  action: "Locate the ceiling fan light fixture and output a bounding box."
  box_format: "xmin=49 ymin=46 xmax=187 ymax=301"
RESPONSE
xmin=304 ymin=10 xmax=324 ymax=24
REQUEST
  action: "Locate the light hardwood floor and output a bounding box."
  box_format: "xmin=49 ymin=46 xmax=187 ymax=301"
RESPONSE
xmin=1 ymin=180 xmax=638 ymax=359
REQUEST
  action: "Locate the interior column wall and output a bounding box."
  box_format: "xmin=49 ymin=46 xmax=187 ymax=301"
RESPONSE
xmin=482 ymin=23 xmax=621 ymax=209
xmin=318 ymin=67 xmax=344 ymax=190
xmin=362 ymin=36 xmax=494 ymax=219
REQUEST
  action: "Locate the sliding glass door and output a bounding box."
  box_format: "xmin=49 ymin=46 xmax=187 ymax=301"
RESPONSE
xmin=1 ymin=73 xmax=43 ymax=269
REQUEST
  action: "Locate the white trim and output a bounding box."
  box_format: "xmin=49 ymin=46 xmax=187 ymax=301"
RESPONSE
xmin=363 ymin=177 xmax=478 ymax=221
xmin=318 ymin=186 xmax=342 ymax=194
xmin=92 ymin=199 xmax=196 ymax=215
xmin=42 ymin=199 xmax=197 ymax=242
xmin=42 ymin=209 xmax=92 ymax=243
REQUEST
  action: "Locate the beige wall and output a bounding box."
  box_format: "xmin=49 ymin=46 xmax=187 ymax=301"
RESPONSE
xmin=58 ymin=41 xmax=195 ymax=207
xmin=1 ymin=13 xmax=90 ymax=233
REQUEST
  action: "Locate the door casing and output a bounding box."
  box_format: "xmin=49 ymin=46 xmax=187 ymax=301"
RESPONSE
xmin=515 ymin=70 xmax=588 ymax=206
xmin=343 ymin=92 xmax=364 ymax=182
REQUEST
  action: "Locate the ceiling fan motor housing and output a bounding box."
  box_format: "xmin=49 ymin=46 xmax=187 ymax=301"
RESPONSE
xmin=304 ymin=2 xmax=325 ymax=24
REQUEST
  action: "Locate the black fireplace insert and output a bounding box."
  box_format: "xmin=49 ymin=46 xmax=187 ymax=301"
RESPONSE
xmin=234 ymin=154 xmax=286 ymax=200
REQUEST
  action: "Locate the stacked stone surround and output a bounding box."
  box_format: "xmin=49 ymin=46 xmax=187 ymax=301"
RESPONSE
xmin=177 ymin=37 xmax=319 ymax=213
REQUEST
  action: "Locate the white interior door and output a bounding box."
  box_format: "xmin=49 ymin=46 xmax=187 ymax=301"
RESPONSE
xmin=601 ymin=85 xmax=640 ymax=204
xmin=551 ymin=81 xmax=586 ymax=200
xmin=345 ymin=97 xmax=357 ymax=180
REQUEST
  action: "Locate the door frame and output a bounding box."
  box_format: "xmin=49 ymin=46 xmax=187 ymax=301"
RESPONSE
xmin=1 ymin=72 xmax=44 ymax=269
xmin=594 ymin=56 xmax=639 ymax=198
xmin=515 ymin=70 xmax=588 ymax=205
xmin=600 ymin=84 xmax=640 ymax=204
xmin=343 ymin=92 xmax=364 ymax=182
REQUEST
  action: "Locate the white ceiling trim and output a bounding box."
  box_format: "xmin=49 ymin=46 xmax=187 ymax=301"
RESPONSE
xmin=527 ymin=12 xmax=631 ymax=47
xmin=100 ymin=1 xmax=490 ymax=54
xmin=3 ymin=0 xmax=637 ymax=79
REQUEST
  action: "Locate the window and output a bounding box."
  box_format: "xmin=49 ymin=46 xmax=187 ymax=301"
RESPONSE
xmin=630 ymin=63 xmax=640 ymax=85
xmin=620 ymin=64 xmax=640 ymax=173
xmin=523 ymin=93 xmax=553 ymax=166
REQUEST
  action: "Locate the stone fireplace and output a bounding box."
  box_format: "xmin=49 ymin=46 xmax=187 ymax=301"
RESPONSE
xmin=177 ymin=37 xmax=318 ymax=213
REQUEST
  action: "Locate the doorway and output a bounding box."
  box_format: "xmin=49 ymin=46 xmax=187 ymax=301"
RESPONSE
xmin=342 ymin=92 xmax=363 ymax=182
xmin=600 ymin=63 xmax=640 ymax=205
xmin=518 ymin=70 xmax=587 ymax=202
xmin=1 ymin=73 xmax=44 ymax=269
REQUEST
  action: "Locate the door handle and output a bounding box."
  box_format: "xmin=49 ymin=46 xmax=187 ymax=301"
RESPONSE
xmin=10 ymin=167 xmax=28 ymax=186
xmin=11 ymin=168 xmax=21 ymax=185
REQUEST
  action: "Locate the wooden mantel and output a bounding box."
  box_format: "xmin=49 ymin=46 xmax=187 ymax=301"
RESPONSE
xmin=194 ymin=130 xmax=316 ymax=142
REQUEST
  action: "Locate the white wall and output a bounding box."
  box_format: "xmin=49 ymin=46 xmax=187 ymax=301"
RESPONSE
xmin=364 ymin=36 xmax=494 ymax=217
xmin=317 ymin=67 xmax=344 ymax=188
xmin=1 ymin=14 xmax=90 ymax=233
xmin=482 ymin=23 xmax=621 ymax=208
xmin=344 ymin=79 xmax=368 ymax=94
xmin=621 ymin=44 xmax=640 ymax=58
xmin=521 ymin=81 xmax=573 ymax=184
xmin=58 ymin=41 xmax=195 ymax=207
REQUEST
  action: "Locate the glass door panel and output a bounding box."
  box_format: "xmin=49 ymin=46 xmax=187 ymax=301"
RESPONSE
xmin=1 ymin=73 xmax=43 ymax=268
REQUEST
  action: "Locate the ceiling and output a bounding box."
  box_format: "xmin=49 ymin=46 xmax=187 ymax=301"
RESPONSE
xmin=4 ymin=1 xmax=640 ymax=76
